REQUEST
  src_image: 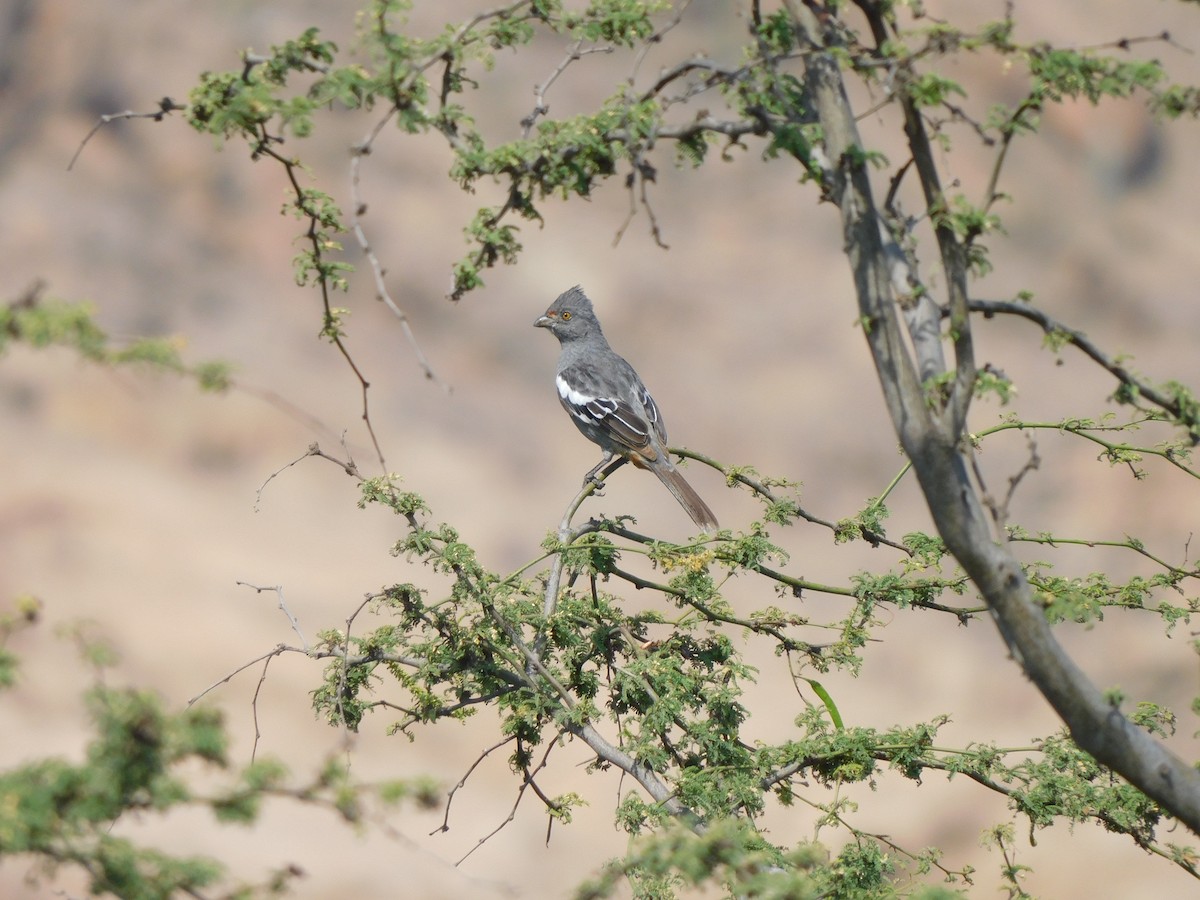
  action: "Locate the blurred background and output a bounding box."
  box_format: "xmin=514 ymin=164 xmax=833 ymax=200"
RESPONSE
xmin=2 ymin=1 xmax=1199 ymax=896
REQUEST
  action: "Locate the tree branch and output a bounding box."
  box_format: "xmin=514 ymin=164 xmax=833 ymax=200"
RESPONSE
xmin=788 ymin=0 xmax=1200 ymax=836
xmin=967 ymin=298 xmax=1200 ymax=439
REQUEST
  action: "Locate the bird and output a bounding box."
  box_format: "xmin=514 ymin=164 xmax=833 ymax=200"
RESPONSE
xmin=534 ymin=285 xmax=718 ymax=532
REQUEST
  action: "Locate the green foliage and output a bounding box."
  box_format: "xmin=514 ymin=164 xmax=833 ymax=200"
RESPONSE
xmin=906 ymin=72 xmax=967 ymax=108
xmin=929 ymin=195 xmax=1002 ymax=275
xmin=1152 ymin=83 xmax=1200 ymax=118
xmin=1009 ymin=730 xmax=1163 ymax=842
xmin=0 ymin=643 xmax=242 ymax=897
xmin=186 ymin=28 xmax=338 ymax=141
xmin=570 ymin=0 xmax=665 ymax=46
xmin=1025 ymin=45 xmax=1164 ymax=105
xmin=1 ymin=294 xmax=107 ymax=358
xmin=19 ymin=0 xmax=1200 ymax=896
xmin=835 ymin=497 xmax=890 ymax=544
xmin=0 ymin=608 xmax=434 ymax=897
xmin=162 ymin=0 xmax=1200 ymax=313
xmin=1 ymin=287 xmax=233 ymax=391
xmin=305 ymin=401 xmax=1197 ymax=893
xmin=1027 ymin=562 xmax=1200 ymax=629
xmin=577 ymin=818 xmax=815 ymax=900
xmin=0 ymin=595 xmax=41 ymax=689
xmin=258 ymin=353 xmax=1197 ymax=895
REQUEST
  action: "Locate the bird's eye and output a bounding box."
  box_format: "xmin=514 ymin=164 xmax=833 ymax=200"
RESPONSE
xmin=561 ymin=311 xmax=572 ymax=321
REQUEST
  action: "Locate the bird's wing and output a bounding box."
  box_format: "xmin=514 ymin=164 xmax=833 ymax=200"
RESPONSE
xmin=556 ymin=363 xmax=656 ymax=455
xmin=634 ymin=381 xmax=668 ymax=446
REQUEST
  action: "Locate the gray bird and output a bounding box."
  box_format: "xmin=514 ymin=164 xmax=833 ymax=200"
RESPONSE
xmin=534 ymin=285 xmax=718 ymax=532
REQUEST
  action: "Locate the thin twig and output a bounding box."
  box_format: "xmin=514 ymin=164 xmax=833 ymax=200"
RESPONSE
xmin=521 ymin=42 xmax=613 ymax=137
xmin=432 ymin=736 xmax=517 ymax=836
xmin=251 ymin=133 xmax=390 ymax=471
xmin=456 ymin=733 xmax=563 ymax=863
xmin=249 ymin=653 xmax=275 ymax=763
xmin=628 ymin=0 xmax=694 ymax=86
xmin=350 ymin=115 xmax=451 ymax=391
xmin=966 ymin=298 xmax=1200 ymax=440
xmin=674 ymin=447 xmax=913 ymax=553
xmin=187 ymin=645 xmax=295 ymax=707
xmin=67 ymin=98 xmax=186 ymax=171
xmin=981 ymin=96 xmax=1040 ymax=216
xmin=237 ymin=581 xmax=308 ymax=649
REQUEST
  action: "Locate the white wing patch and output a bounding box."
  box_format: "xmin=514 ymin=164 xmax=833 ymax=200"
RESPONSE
xmin=556 ymin=375 xmax=594 ymax=410
xmin=556 ymin=373 xmax=651 ymax=446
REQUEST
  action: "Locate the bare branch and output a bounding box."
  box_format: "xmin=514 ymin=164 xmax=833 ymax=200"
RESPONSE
xmin=432 ymin=736 xmax=517 ymax=836
xmin=640 ymin=56 xmax=741 ymax=105
xmin=349 ymin=117 xmax=452 ymax=391
xmin=521 ymin=42 xmax=614 ymax=137
xmin=613 ymin=158 xmax=669 ymax=249
xmin=237 ymin=581 xmax=308 ymax=650
xmin=981 ymin=96 xmax=1041 ymax=216
xmin=186 ymin=645 xmax=293 ymax=707
xmin=248 ymin=652 xmax=276 ymax=763
xmin=455 ymin=734 xmax=563 ymax=864
xmin=67 ymin=97 xmax=186 ymax=171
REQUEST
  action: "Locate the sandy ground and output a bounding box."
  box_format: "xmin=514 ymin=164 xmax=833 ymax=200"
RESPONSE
xmin=2 ymin=2 xmax=1200 ymax=897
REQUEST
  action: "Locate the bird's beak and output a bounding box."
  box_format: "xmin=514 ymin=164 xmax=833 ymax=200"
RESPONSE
xmin=534 ymin=314 xmax=552 ymax=328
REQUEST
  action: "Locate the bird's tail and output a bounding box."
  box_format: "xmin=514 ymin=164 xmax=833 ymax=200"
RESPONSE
xmin=650 ymin=462 xmax=719 ymax=533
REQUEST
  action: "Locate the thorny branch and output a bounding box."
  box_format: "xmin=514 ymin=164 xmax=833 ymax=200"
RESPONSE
xmin=966 ymin=298 xmax=1200 ymax=441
